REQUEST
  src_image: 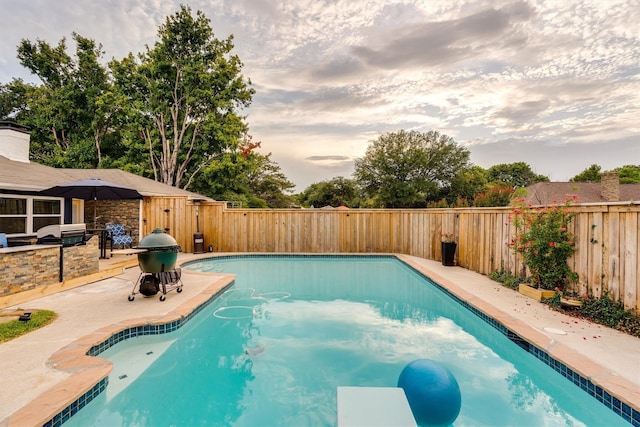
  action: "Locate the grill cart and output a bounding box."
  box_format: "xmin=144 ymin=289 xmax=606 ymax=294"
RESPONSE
xmin=129 ymin=228 xmax=183 ymax=302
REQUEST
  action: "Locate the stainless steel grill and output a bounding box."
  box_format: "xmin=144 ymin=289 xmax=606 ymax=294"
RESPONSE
xmin=36 ymin=224 xmax=87 ymax=247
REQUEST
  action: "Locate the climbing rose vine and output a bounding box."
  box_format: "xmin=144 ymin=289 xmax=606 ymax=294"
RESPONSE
xmin=507 ymin=196 xmax=579 ymax=290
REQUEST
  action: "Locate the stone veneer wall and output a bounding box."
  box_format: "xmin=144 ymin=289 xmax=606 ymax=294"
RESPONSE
xmin=62 ymin=235 xmax=100 ymax=281
xmin=0 ymin=236 xmax=99 ymax=297
xmin=0 ymin=247 xmax=59 ymax=296
xmin=86 ymin=199 xmax=141 ymax=244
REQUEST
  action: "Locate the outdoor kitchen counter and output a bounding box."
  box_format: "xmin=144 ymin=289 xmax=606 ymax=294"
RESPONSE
xmin=0 ymin=243 xmax=59 ymax=254
xmin=0 ymin=240 xmax=100 ymax=300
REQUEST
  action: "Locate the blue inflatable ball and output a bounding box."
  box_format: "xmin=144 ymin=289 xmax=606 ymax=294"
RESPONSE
xmin=397 ymin=359 xmax=461 ymax=426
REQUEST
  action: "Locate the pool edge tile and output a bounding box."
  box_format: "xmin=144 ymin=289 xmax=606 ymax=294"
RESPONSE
xmin=397 ymin=254 xmax=639 ymax=426
xmin=3 ymin=275 xmax=233 ymax=427
xmin=8 ymin=255 xmax=636 ymax=426
xmin=4 ymin=365 xmax=111 ymax=427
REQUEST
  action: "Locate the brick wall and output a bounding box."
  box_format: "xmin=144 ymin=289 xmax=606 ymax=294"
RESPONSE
xmin=601 ymin=172 xmax=620 ymax=202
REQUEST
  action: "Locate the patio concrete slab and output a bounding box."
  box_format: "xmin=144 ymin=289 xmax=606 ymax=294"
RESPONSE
xmin=0 ymin=253 xmax=638 ymax=425
xmin=0 ymin=253 xmax=232 ymax=424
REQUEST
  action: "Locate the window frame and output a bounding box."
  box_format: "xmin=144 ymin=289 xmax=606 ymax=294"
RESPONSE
xmin=0 ymin=194 xmax=64 ymax=236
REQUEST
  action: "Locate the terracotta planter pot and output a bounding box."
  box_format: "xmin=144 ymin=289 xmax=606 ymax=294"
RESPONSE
xmin=518 ymin=283 xmax=556 ymax=301
xmin=441 ymin=242 xmax=457 ymax=266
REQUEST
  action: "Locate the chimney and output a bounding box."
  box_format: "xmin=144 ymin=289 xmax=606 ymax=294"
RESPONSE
xmin=601 ymin=172 xmax=620 ymax=202
xmin=0 ymin=121 xmax=30 ymax=163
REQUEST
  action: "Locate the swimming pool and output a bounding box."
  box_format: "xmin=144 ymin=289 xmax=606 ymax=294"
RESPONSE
xmin=65 ymin=255 xmax=627 ymax=426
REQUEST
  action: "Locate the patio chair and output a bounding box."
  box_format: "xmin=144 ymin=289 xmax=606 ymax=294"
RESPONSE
xmin=0 ymin=233 xmax=7 ymax=248
xmin=105 ymin=223 xmax=133 ymax=252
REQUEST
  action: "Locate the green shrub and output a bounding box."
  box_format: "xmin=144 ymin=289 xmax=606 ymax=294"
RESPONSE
xmin=473 ymin=185 xmax=514 ymax=207
xmin=489 ymin=269 xmax=525 ymax=290
xmin=490 ymin=270 xmax=640 ymax=338
xmin=579 ymin=295 xmax=640 ymax=336
xmin=507 ymin=197 xmax=579 ymax=290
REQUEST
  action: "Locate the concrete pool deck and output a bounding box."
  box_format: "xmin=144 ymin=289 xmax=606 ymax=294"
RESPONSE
xmin=0 ymin=253 xmax=639 ymax=426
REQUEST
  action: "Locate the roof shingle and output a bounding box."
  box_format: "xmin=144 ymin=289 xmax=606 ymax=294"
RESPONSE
xmin=0 ymin=155 xmax=211 ymax=200
xmin=524 ymin=181 xmax=640 ymax=205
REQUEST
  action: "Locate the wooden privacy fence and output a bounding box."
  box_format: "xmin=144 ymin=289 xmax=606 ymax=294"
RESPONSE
xmin=142 ymin=198 xmax=639 ymax=310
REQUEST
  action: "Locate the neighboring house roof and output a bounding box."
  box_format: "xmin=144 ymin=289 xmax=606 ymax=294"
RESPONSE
xmin=524 ymin=182 xmax=640 ymax=205
xmin=0 ymin=155 xmax=211 ymax=200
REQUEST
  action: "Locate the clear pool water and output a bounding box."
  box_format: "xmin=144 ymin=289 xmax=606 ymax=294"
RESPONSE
xmin=66 ymin=255 xmax=626 ymax=426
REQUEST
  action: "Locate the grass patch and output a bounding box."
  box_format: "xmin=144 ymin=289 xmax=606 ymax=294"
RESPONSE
xmin=0 ymin=310 xmax=57 ymax=343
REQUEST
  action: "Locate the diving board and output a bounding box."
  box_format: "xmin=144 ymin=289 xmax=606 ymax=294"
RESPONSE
xmin=337 ymin=386 xmax=417 ymax=427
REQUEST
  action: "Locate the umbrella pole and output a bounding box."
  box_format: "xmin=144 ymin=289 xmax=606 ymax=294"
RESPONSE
xmin=93 ymin=197 xmax=97 ymax=229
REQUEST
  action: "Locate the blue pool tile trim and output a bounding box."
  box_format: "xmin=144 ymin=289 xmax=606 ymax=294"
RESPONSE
xmin=400 ymin=258 xmax=637 ymax=426
xmin=44 ymin=279 xmax=230 ymax=427
xmin=182 ymin=253 xmax=398 ymax=263
xmin=47 ymin=254 xmax=637 ymax=426
xmin=42 ymin=377 xmax=108 ymax=427
xmin=187 ymin=254 xmax=638 ymax=426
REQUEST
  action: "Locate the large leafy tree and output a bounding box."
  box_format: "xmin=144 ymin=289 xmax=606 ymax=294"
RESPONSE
xmin=191 ymin=135 xmax=295 ymax=208
xmin=1 ymin=7 xmax=291 ymax=205
xmin=444 ymin=165 xmax=489 ymax=206
xmin=111 ymin=5 xmax=254 ymax=189
xmin=473 ymin=183 xmax=515 ymax=207
xmin=244 ymin=153 xmax=296 ymax=208
xmin=5 ymin=33 xmax=114 ymax=167
xmin=0 ymin=80 xmax=29 ymax=120
xmin=614 ymin=165 xmax=640 ymax=184
xmin=569 ymin=164 xmax=639 ymax=184
xmin=570 ymin=164 xmax=602 ymax=182
xmin=354 ymin=130 xmax=470 ymax=208
xmin=297 ymin=177 xmax=361 ymax=208
xmin=486 ymin=162 xmax=549 ymax=188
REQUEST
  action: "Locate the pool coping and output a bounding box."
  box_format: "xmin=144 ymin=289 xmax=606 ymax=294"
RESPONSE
xmin=396 ymin=254 xmax=640 ymax=426
xmin=3 ymin=253 xmax=639 ymax=426
xmin=3 ymin=272 xmax=235 ymax=427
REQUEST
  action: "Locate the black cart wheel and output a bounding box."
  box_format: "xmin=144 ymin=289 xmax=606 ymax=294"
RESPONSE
xmin=177 ymin=287 xmax=183 ymax=293
xmin=128 ymin=295 xmax=135 ymax=301
xmin=160 ymin=295 xmax=166 ymax=301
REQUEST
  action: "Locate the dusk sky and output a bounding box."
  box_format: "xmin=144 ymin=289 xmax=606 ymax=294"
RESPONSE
xmin=0 ymin=0 xmax=638 ymax=190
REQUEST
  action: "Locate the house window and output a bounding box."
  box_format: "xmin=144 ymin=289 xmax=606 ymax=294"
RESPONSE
xmin=0 ymin=195 xmax=63 ymax=235
xmin=33 ymin=198 xmax=61 ymax=231
xmin=0 ymin=197 xmax=27 ymax=233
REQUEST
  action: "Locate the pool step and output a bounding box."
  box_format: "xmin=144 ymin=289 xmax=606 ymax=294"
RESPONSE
xmin=337 ymin=386 xmax=417 ymax=427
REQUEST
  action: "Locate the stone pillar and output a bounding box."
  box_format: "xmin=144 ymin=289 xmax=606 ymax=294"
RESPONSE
xmin=601 ymin=172 xmax=620 ymax=202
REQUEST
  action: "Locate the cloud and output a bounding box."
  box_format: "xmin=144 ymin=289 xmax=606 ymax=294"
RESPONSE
xmin=469 ymin=136 xmax=640 ymax=181
xmin=494 ymin=100 xmax=551 ymax=121
xmin=350 ymin=1 xmax=534 ymax=70
xmin=306 ymin=155 xmax=352 ymax=165
xmin=0 ymin=0 xmax=638 ymax=192
xmin=309 ymin=57 xmax=366 ymax=81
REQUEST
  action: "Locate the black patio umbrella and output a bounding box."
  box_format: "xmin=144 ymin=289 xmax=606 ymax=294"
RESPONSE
xmin=39 ymin=178 xmax=143 ymax=228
